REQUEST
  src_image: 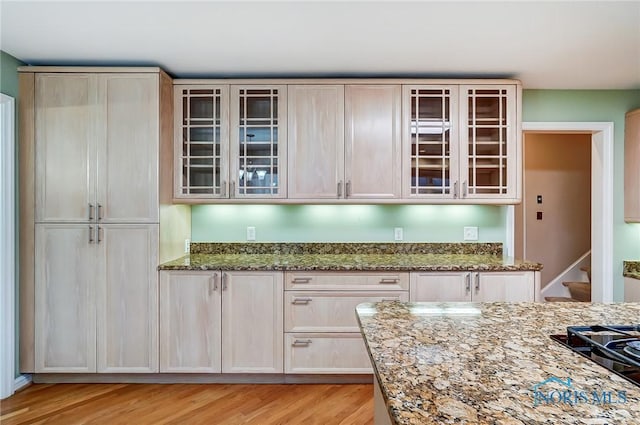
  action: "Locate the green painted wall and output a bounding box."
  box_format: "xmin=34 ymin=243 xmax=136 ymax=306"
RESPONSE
xmin=524 ymin=89 xmax=640 ymax=301
xmin=191 ymin=204 xmax=508 ymax=244
xmin=1 ymin=50 xmax=24 ymax=378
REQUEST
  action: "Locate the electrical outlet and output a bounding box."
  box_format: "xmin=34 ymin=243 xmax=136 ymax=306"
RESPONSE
xmin=184 ymin=239 xmax=190 ymax=253
xmin=463 ymin=226 xmax=478 ymax=241
xmin=394 ymin=227 xmax=403 ymax=241
xmin=246 ymin=226 xmax=256 ymax=241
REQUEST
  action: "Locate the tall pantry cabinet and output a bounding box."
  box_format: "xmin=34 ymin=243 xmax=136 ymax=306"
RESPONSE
xmin=19 ymin=68 xmax=173 ymax=373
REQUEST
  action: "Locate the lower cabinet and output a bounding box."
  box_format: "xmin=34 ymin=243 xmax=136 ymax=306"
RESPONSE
xmin=284 ymin=272 xmax=409 ymax=374
xmin=410 ymin=271 xmax=539 ymax=302
xmin=35 ymin=223 xmax=158 ymax=373
xmin=159 ymin=270 xmax=284 ymax=373
xmin=625 ymin=277 xmax=640 ymax=302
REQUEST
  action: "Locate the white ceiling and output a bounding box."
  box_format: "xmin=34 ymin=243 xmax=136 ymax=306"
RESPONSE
xmin=1 ymin=0 xmax=639 ymax=89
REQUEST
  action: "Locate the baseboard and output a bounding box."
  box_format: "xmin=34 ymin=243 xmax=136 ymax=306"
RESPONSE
xmin=32 ymin=373 xmax=373 ymax=385
xmin=13 ymin=374 xmax=31 ymax=392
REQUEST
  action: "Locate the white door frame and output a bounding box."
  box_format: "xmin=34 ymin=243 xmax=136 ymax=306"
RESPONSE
xmin=521 ymin=122 xmax=614 ymax=303
xmin=1 ymin=93 xmax=16 ymax=399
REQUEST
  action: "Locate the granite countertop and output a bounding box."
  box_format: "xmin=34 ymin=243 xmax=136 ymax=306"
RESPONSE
xmin=159 ymin=243 xmax=543 ymax=272
xmin=356 ymin=301 xmax=640 ymax=424
xmin=624 ymin=261 xmax=640 ymax=280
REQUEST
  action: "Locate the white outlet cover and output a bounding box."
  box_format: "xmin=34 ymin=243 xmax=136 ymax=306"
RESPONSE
xmin=394 ymin=227 xmax=403 ymax=241
xmin=246 ymin=226 xmax=256 ymax=241
xmin=463 ymin=226 xmax=478 ymax=241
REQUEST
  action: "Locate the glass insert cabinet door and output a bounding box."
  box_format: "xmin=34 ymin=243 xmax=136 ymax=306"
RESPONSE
xmin=459 ymin=85 xmax=517 ymax=199
xmin=403 ymin=85 xmax=459 ymax=198
xmin=174 ymin=85 xmax=229 ymax=198
xmin=229 ymin=85 xmax=287 ymax=198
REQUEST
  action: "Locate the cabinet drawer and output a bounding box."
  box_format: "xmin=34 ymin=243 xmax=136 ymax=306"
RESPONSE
xmin=285 ymin=291 xmax=408 ymax=332
xmin=285 ymin=271 xmax=409 ymax=291
xmin=285 ymin=333 xmax=372 ymax=374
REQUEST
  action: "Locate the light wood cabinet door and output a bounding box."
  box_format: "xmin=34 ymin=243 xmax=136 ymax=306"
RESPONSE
xmin=160 ymin=271 xmax=222 ymax=373
xmin=97 ymin=74 xmax=159 ymax=223
xmin=35 ymin=224 xmax=96 ymax=372
xmin=288 ymin=85 xmax=345 ymax=199
xmin=97 ymin=224 xmax=159 ymax=373
xmin=221 ymin=271 xmax=283 ymax=373
xmin=624 ymin=109 xmax=640 ymax=222
xmin=474 ymin=272 xmax=535 ymax=302
xmin=410 ymin=272 xmax=471 ymax=302
xmin=459 ymin=85 xmax=519 ymax=201
xmin=345 ymin=85 xmax=402 ymax=199
xmin=35 ymin=74 xmax=96 ymax=222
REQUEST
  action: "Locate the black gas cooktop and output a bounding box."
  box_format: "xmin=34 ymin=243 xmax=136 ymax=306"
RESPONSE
xmin=550 ymin=325 xmax=640 ymax=388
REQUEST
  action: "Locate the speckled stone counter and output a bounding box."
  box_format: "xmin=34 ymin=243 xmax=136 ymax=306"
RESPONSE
xmin=356 ymin=302 xmax=640 ymax=424
xmin=624 ymin=261 xmax=640 ymax=280
xmin=159 ymin=243 xmax=543 ymax=272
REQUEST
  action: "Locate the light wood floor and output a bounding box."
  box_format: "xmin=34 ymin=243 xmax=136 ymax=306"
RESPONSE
xmin=1 ymin=383 xmax=374 ymax=425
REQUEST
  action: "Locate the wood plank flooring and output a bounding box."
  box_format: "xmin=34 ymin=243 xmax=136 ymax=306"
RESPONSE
xmin=1 ymin=383 xmax=374 ymax=425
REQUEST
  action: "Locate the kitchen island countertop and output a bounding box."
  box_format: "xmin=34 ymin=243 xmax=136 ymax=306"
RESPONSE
xmin=356 ymin=301 xmax=640 ymax=424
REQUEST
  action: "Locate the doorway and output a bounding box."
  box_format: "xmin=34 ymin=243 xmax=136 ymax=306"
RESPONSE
xmin=516 ymin=132 xmax=591 ymax=292
xmin=518 ymin=122 xmax=614 ymax=303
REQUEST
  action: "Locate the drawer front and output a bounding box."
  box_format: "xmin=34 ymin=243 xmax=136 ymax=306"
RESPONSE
xmin=285 ymin=291 xmax=408 ymax=332
xmin=285 ymin=333 xmax=372 ymax=374
xmin=285 ymin=271 xmax=409 ymax=291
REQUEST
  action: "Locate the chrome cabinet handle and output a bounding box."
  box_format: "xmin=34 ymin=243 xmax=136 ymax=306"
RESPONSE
xmin=475 ymin=273 xmax=480 ymax=293
xmin=96 ymin=226 xmax=102 ymax=243
xmin=97 ymin=203 xmax=103 ymax=221
xmin=292 ymin=277 xmax=312 ymax=283
xmin=88 ymin=226 xmax=94 ymax=243
xmin=88 ymin=203 xmax=94 ymax=221
xmin=462 ymin=181 xmax=468 ymax=198
xmin=210 ymin=273 xmax=218 ymax=294
xmin=345 ymin=181 xmax=352 ymax=197
xmin=222 ymin=272 xmax=228 ymax=290
xmin=291 ymin=297 xmax=312 ymax=305
xmin=379 ymin=278 xmax=399 ymax=284
xmin=465 ymin=273 xmax=471 ymax=293
xmin=230 ymin=181 xmax=235 ymax=198
xmin=337 ymin=181 xmax=343 ymax=197
xmin=453 ymin=181 xmax=458 ymax=199
xmin=292 ymin=339 xmax=312 ymax=347
xmin=221 ymin=180 xmax=227 ymax=197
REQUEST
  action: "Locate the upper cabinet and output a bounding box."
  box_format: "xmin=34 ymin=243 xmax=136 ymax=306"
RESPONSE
xmin=403 ymin=84 xmax=520 ymax=203
xmin=173 ymin=79 xmax=521 ymax=204
xmin=625 ymin=109 xmax=640 ymax=222
xmin=287 ymin=85 xmax=344 ymax=199
xmin=35 ymin=73 xmax=160 ymax=222
xmin=174 ymin=84 xmax=287 ymax=200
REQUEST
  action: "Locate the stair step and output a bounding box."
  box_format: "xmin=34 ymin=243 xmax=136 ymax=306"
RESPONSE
xmin=580 ymin=266 xmax=591 ymax=282
xmin=562 ymin=281 xmax=591 ymax=302
xmin=545 ymin=296 xmax=582 ymax=302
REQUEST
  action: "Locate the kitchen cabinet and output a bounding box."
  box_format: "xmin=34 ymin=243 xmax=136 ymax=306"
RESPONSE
xmin=36 ymin=73 xmax=159 ymax=223
xmin=344 ymin=85 xmax=402 ymax=199
xmin=35 ymin=223 xmax=158 ymax=373
xmin=625 ymin=277 xmax=640 ymax=302
xmin=159 ymin=270 xmax=284 ymax=373
xmin=403 ymin=84 xmax=520 ymax=203
xmin=287 ymin=85 xmax=345 ymax=199
xmin=284 ymin=271 xmax=409 ymax=374
xmin=624 ymin=109 xmax=640 ymax=222
xmin=410 ymin=271 xmax=538 ymax=302
xmin=174 ymin=84 xmax=287 ymax=200
xmin=24 ymin=68 xmax=168 ymax=373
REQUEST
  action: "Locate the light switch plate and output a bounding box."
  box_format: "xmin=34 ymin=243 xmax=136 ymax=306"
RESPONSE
xmin=184 ymin=239 xmax=190 ymax=253
xmin=463 ymin=226 xmax=478 ymax=241
xmin=246 ymin=226 xmax=256 ymax=241
xmin=394 ymin=227 xmax=403 ymax=241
